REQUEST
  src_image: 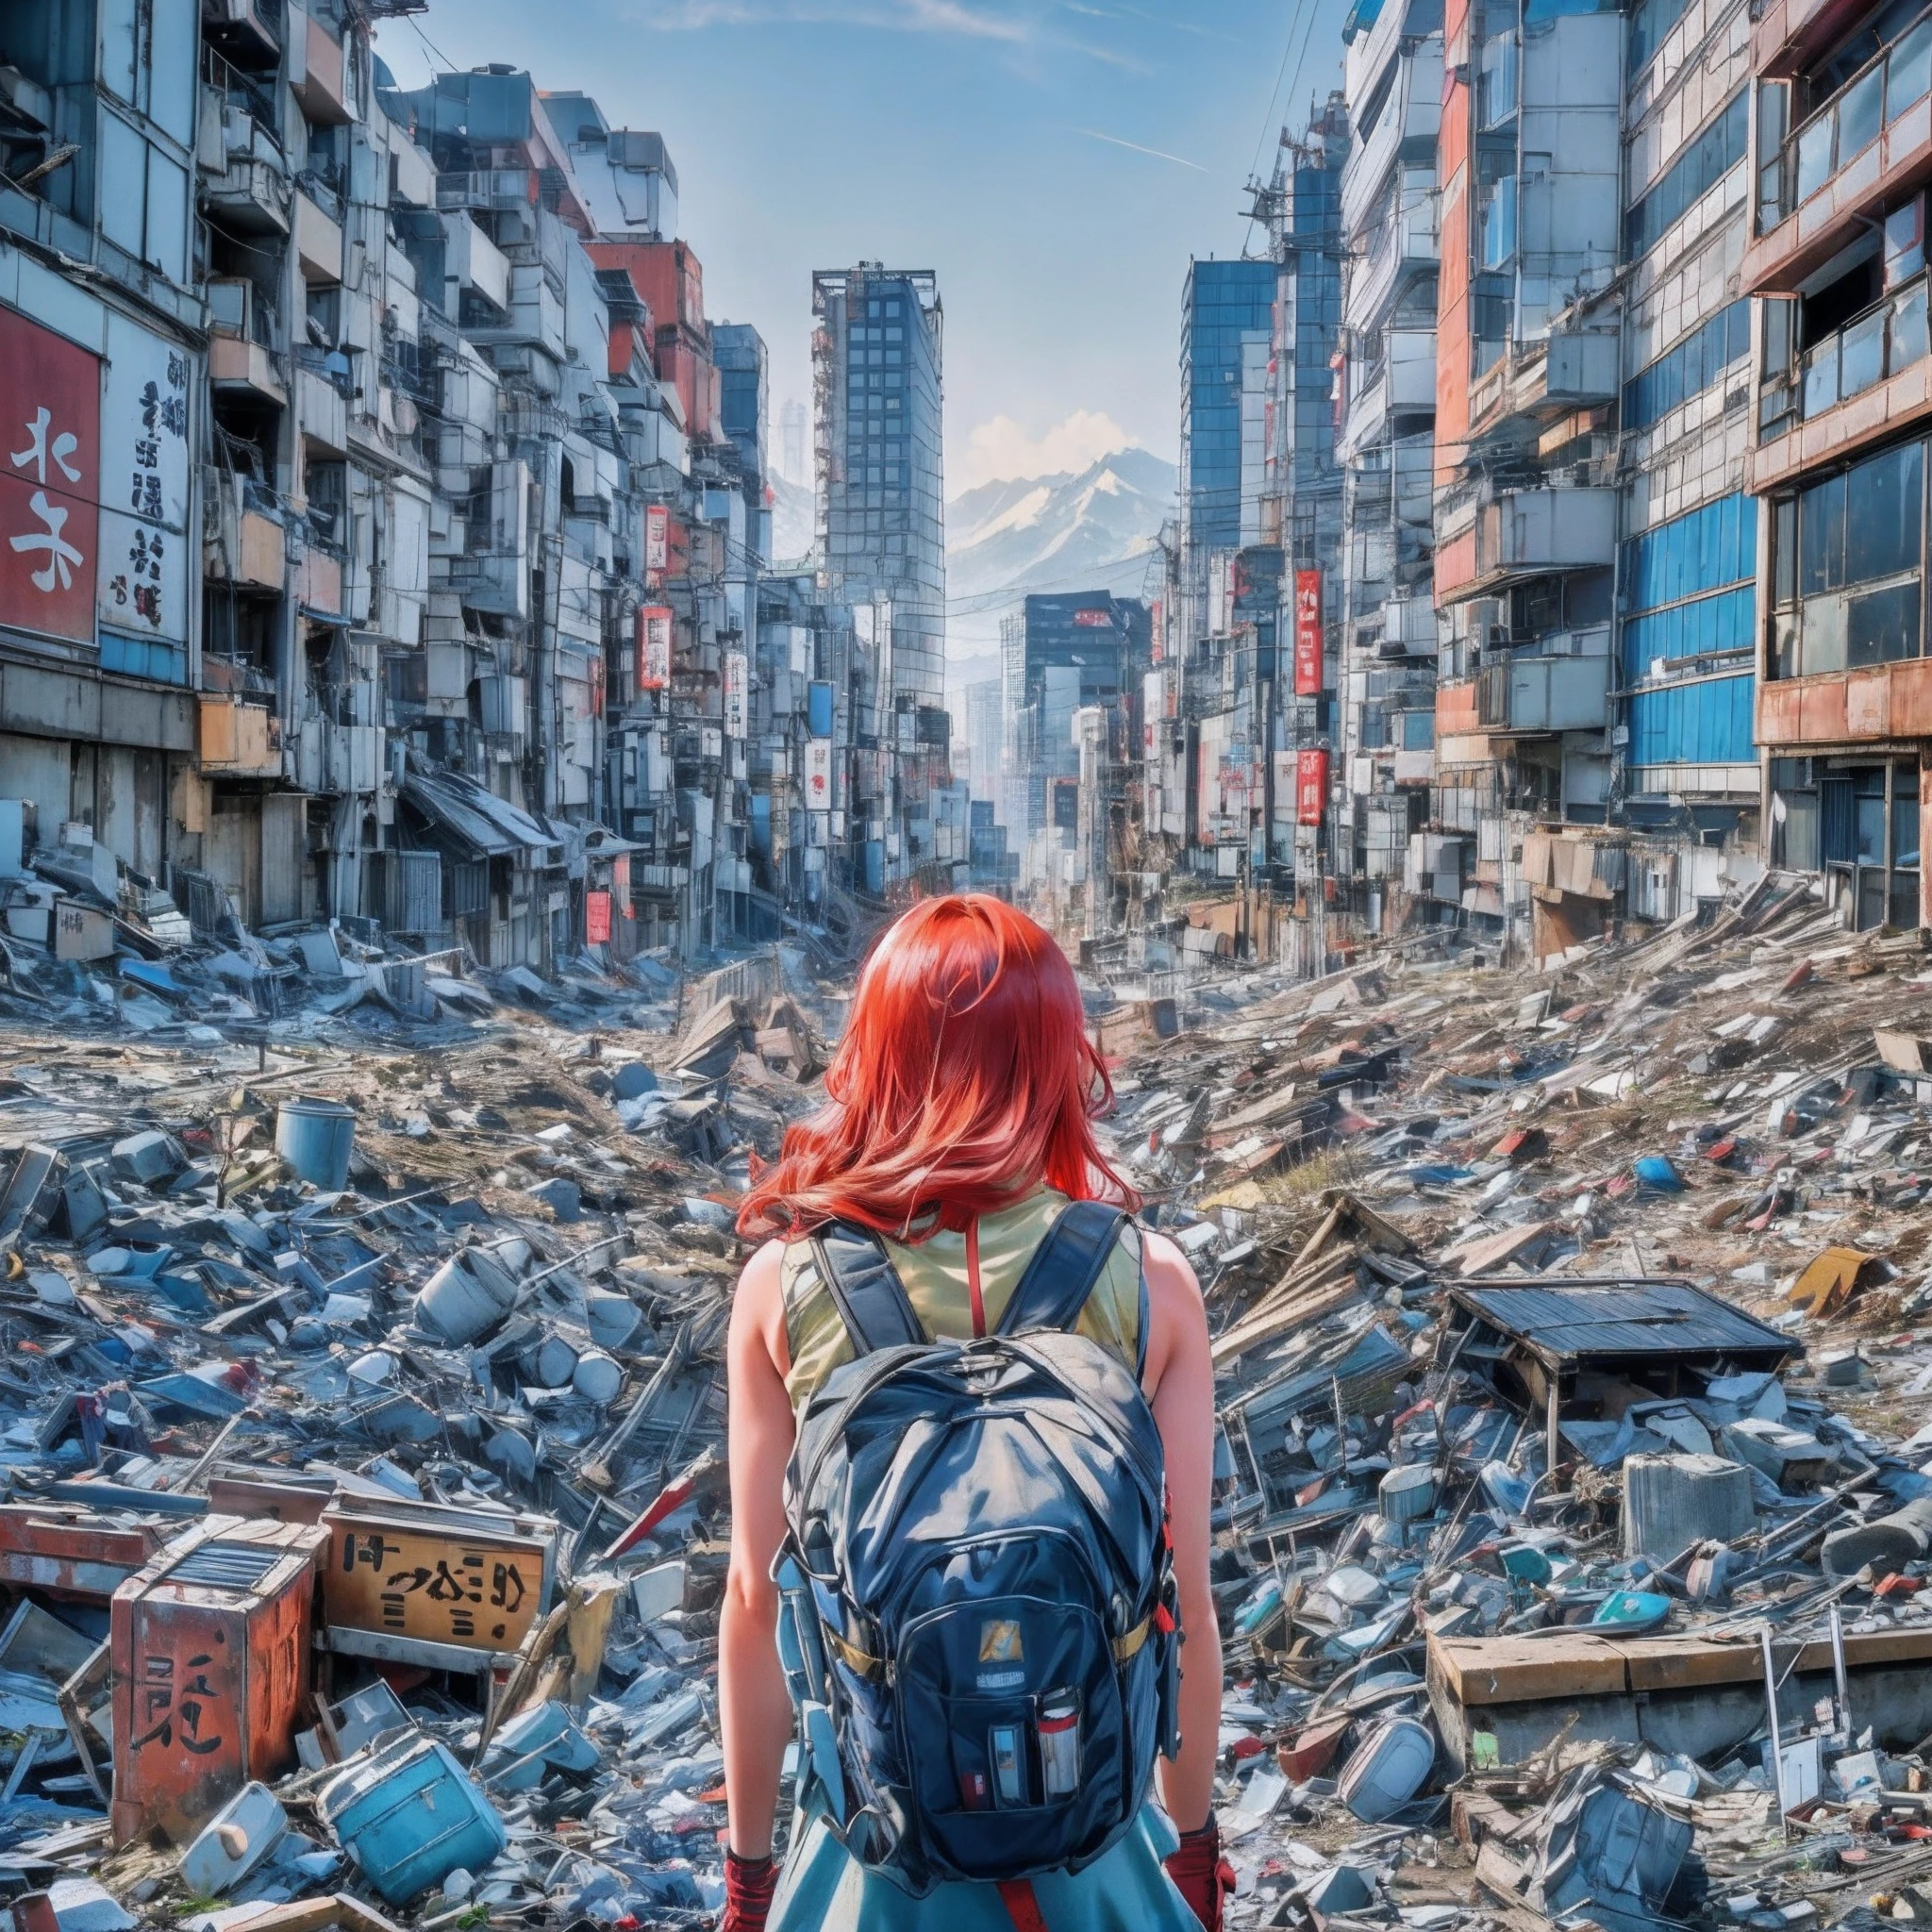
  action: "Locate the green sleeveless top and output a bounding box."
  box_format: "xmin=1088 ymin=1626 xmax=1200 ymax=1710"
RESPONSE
xmin=779 ymin=1188 xmax=1144 ymax=1410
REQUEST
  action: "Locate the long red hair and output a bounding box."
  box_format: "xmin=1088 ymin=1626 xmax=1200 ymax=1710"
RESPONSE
xmin=738 ymin=894 xmax=1137 ymax=1240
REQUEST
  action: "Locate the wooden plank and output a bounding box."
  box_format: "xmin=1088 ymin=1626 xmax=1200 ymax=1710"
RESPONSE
xmin=1620 ymin=1637 xmax=1765 ymax=1694
xmin=1799 ymin=1627 xmax=1932 ymax=1674
xmin=1428 ymin=1633 xmax=1629 ymax=1707
xmin=1436 ymin=1626 xmax=1932 ymax=1709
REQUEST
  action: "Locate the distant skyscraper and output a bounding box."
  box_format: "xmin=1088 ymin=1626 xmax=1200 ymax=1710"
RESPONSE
xmin=964 ymin=677 xmax=1002 ymax=805
xmin=780 ymin=399 xmax=808 ymax=486
xmin=1180 ymin=258 xmax=1277 ymax=558
xmin=812 ymin=265 xmax=945 ymax=713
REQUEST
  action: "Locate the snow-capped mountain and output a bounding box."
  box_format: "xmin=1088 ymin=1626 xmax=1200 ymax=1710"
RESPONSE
xmin=758 ymin=445 xmax=1176 ymax=685
xmin=945 ymin=447 xmax=1174 ymax=660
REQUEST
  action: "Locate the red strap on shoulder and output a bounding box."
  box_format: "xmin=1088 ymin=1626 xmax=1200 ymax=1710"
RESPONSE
xmin=996 ymin=1879 xmax=1052 ymax=1932
xmin=967 ymin=1218 xmax=986 ymax=1338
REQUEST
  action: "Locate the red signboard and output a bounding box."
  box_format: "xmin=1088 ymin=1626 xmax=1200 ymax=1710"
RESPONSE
xmin=1292 ymin=569 xmax=1323 ymax=698
xmin=1074 ymin=608 xmax=1112 ymax=628
xmin=1295 ymin=749 xmax=1329 ymax=828
xmin=638 ymin=605 xmax=672 ymax=691
xmin=644 ymin=504 xmax=668 ymax=582
xmin=585 ymin=890 xmax=612 ymax=944
xmin=0 ymin=306 xmax=101 ymax=643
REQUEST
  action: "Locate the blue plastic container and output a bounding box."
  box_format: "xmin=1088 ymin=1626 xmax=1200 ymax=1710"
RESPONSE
xmin=275 ymin=1097 xmax=356 ymax=1191
xmin=321 ymin=1735 xmax=505 ymax=1904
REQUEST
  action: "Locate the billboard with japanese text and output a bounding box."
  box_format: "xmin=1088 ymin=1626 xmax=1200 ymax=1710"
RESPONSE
xmin=638 ymin=605 xmax=672 ymax=691
xmin=0 ymin=305 xmax=100 ymax=643
xmin=1293 ymin=570 xmax=1323 ymax=697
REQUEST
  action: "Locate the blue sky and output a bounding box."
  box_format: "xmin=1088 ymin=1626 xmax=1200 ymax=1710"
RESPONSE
xmin=375 ymin=0 xmax=1351 ymax=496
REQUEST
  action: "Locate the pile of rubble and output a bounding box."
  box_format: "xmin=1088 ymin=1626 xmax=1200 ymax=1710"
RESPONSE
xmin=0 ymin=932 xmax=841 ymax=1932
xmin=0 ymin=867 xmax=1929 ymax=1932
xmin=1086 ymin=873 xmax=1932 ymax=1929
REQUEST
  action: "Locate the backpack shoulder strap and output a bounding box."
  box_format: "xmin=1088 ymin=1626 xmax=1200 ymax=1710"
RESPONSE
xmin=810 ymin=1221 xmax=925 ymax=1357
xmin=995 ymin=1199 xmax=1129 ymax=1340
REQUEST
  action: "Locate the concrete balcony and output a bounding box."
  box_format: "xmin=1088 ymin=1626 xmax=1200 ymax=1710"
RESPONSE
xmin=1476 ymin=632 xmax=1612 ymax=734
xmin=1747 ymin=54 xmax=1932 ymax=295
xmin=203 ymin=491 xmax=286 ymax=591
xmin=1347 ymin=173 xmax=1439 ymax=335
xmin=294 ymin=188 xmax=341 ymax=285
xmin=1758 ymin=656 xmax=1932 ymax=743
xmin=208 ymin=333 xmax=286 ymax=408
xmin=295 ymin=361 xmax=348 ymax=458
xmin=300 ymin=544 xmax=344 ymax=618
xmin=1470 ymin=487 xmax=1618 ymax=590
xmin=198 ymin=695 xmax=281 ymax=775
xmin=201 ymin=0 xmax=284 ymax=65
xmin=290 ymin=10 xmax=349 ymax=125
xmin=441 ymin=212 xmax=510 ymax=316
xmin=1433 ymin=676 xmax=1495 ymax=766
xmin=1341 ymin=40 xmax=1444 ymax=237
xmin=1341 ymin=328 xmax=1437 ymax=458
xmin=1468 ymin=329 xmax=1621 ymax=439
xmin=201 ymin=154 xmax=291 ymax=235
xmin=1383 ymin=591 xmax=1439 ymax=656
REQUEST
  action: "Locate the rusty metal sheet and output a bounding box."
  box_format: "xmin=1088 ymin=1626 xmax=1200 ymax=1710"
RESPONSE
xmin=0 ymin=1506 xmax=168 ymax=1602
xmin=320 ymin=1501 xmax=555 ymax=1660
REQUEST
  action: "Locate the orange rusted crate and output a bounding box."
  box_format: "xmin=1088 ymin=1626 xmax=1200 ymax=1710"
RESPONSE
xmin=108 ymin=1515 xmax=325 ymax=1845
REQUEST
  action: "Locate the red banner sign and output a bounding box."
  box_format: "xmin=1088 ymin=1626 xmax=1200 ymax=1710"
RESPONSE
xmin=585 ymin=890 xmax=612 ymax=944
xmin=0 ymin=306 xmax=100 ymax=643
xmin=1292 ymin=569 xmax=1323 ymax=698
xmin=1295 ymin=748 xmax=1329 ymax=827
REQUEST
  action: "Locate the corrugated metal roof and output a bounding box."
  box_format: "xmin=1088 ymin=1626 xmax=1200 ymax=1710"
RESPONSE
xmin=1448 ymin=1277 xmax=1795 ymax=1367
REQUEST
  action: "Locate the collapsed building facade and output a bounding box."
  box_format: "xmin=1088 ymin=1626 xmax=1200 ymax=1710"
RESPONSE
xmin=0 ymin=4 xmax=938 ymax=966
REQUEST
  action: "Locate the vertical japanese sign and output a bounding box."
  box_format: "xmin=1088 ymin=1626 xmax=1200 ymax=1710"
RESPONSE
xmin=98 ymin=315 xmax=189 ymax=642
xmin=723 ymin=647 xmax=748 ymax=739
xmin=805 ymin=739 xmax=833 ymax=809
xmin=1296 ymin=748 xmax=1329 ymax=827
xmin=638 ymin=605 xmax=672 ymax=691
xmin=0 ymin=305 xmax=100 ymax=642
xmin=1150 ymin=597 xmax=1165 ymax=664
xmin=585 ymin=890 xmax=612 ymax=944
xmin=644 ymin=504 xmax=669 ymax=583
xmin=1293 ymin=569 xmax=1323 ymax=697
xmin=1142 ymin=671 xmax=1162 ymax=760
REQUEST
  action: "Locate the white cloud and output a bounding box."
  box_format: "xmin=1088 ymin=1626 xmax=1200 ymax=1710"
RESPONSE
xmin=956 ymin=409 xmax=1139 ymax=491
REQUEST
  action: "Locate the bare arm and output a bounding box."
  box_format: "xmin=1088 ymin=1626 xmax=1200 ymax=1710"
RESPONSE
xmin=720 ymin=1239 xmax=797 ymax=1860
xmin=1141 ymin=1230 xmax=1222 ymax=1833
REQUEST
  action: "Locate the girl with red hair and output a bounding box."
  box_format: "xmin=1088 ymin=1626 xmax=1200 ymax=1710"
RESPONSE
xmin=720 ymin=894 xmax=1227 ymax=1932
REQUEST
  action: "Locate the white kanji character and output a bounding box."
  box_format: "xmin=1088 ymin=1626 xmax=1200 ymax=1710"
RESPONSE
xmin=10 ymin=408 xmax=81 ymax=487
xmin=9 ymin=490 xmax=83 ymax=591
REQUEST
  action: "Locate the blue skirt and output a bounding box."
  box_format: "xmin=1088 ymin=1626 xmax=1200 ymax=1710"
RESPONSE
xmin=769 ymin=1796 xmax=1202 ymax=1931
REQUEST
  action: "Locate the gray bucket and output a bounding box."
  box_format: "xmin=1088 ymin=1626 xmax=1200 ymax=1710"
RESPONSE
xmin=417 ymin=1243 xmax=521 ymax=1343
xmin=275 ymin=1098 xmax=356 ymax=1191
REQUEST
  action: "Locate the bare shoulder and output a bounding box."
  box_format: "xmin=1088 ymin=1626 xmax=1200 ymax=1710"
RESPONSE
xmin=1137 ymin=1225 xmax=1208 ymax=1393
xmin=730 ymin=1237 xmax=791 ymax=1364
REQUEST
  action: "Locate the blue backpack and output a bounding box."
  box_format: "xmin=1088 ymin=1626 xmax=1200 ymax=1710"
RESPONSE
xmin=772 ymin=1201 xmax=1181 ymax=1894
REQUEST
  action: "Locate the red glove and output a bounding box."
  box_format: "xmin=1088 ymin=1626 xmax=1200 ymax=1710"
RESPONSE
xmin=1165 ymin=1817 xmax=1235 ymax=1932
xmin=723 ymin=1849 xmax=778 ymax=1932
